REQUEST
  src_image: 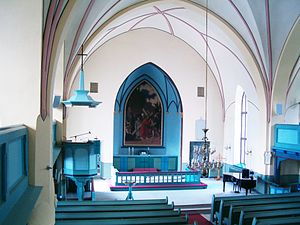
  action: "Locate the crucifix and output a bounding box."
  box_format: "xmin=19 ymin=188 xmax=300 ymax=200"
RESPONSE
xmin=78 ymin=45 xmax=87 ymax=71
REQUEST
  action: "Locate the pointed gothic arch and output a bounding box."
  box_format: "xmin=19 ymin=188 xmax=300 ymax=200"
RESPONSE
xmin=113 ymin=62 xmax=183 ymax=170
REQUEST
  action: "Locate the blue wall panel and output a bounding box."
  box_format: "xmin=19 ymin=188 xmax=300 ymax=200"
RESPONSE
xmin=0 ymin=144 xmax=3 ymax=204
xmin=0 ymin=125 xmax=28 ymax=224
xmin=113 ymin=63 xmax=182 ymax=168
xmin=7 ymin=138 xmax=23 ymax=190
xmin=74 ymin=148 xmax=89 ymax=170
xmin=274 ymin=124 xmax=300 ymax=151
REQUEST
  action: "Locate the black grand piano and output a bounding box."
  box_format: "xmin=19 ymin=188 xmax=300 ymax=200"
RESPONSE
xmin=223 ymin=169 xmax=256 ymax=195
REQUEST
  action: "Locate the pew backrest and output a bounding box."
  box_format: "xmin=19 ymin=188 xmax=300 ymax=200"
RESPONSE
xmin=227 ymin=202 xmax=300 ymax=225
xmin=55 ymin=216 xmax=189 ymax=225
xmin=239 ymin=208 xmax=300 ymax=225
xmin=217 ymin=195 xmax=300 ymax=224
xmin=56 ymin=203 xmax=175 ymax=213
xmin=252 ymin=215 xmax=300 ymax=225
xmin=56 ymin=209 xmax=181 ymax=220
xmin=210 ymin=192 xmax=300 ymax=222
xmin=57 ymin=198 xmax=168 ymax=207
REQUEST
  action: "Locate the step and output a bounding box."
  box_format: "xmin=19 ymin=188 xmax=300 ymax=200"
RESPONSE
xmin=55 ymin=216 xmax=189 ymax=225
xmin=57 ymin=198 xmax=168 ymax=206
xmin=175 ymin=204 xmax=211 ymax=214
xmin=56 ymin=210 xmax=180 ymax=220
xmin=56 ymin=203 xmax=174 ymax=213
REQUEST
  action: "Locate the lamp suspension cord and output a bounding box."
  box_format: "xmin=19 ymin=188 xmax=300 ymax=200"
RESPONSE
xmin=81 ymin=45 xmax=84 ymax=71
xmin=205 ymin=0 xmax=208 ymax=129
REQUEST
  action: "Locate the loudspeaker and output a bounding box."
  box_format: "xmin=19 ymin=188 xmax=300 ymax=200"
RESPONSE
xmin=90 ymin=82 xmax=98 ymax=93
xmin=197 ymin=87 xmax=204 ymax=97
xmin=53 ymin=95 xmax=61 ymax=108
xmin=242 ymin=169 xmax=250 ymax=178
xmin=275 ymin=103 xmax=283 ymax=115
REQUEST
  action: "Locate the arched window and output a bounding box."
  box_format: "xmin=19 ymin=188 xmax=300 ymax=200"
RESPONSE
xmin=234 ymin=86 xmax=247 ymax=165
xmin=124 ymin=80 xmax=162 ymax=146
xmin=240 ymin=92 xmax=247 ymax=164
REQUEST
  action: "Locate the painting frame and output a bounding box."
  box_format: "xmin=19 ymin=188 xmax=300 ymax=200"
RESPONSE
xmin=123 ymin=80 xmax=163 ymax=147
xmin=189 ymin=141 xmax=210 ymax=170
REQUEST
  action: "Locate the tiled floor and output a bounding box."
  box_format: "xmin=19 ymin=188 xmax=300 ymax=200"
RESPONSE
xmin=93 ymin=177 xmax=254 ymax=205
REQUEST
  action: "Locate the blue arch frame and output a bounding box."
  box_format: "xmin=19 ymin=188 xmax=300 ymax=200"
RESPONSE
xmin=113 ymin=63 xmax=183 ymax=164
xmin=123 ymin=80 xmax=164 ymax=146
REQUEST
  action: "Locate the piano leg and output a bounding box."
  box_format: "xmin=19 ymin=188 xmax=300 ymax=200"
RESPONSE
xmin=234 ymin=181 xmax=240 ymax=193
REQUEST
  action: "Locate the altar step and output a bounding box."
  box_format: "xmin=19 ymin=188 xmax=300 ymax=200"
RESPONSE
xmin=110 ymin=183 xmax=208 ymax=191
xmin=175 ymin=203 xmax=211 ymax=215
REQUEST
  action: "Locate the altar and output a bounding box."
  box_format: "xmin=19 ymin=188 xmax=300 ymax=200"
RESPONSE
xmin=113 ymin=155 xmax=177 ymax=172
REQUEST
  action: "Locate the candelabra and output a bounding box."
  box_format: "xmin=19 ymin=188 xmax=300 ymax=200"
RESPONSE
xmin=200 ymin=128 xmax=210 ymax=177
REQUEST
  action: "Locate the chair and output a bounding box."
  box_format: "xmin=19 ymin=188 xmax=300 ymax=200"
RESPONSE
xmin=242 ymin=169 xmax=250 ymax=178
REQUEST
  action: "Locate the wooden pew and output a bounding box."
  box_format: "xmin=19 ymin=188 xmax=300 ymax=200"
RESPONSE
xmin=251 ymin=215 xmax=300 ymax=225
xmin=238 ymin=208 xmax=300 ymax=225
xmin=57 ymin=198 xmax=168 ymax=206
xmin=1 ymin=186 xmax=42 ymax=225
xmin=56 ymin=202 xmax=175 ymax=213
xmin=218 ymin=196 xmax=300 ymax=224
xmin=225 ymin=202 xmax=300 ymax=225
xmin=210 ymin=192 xmax=300 ymax=222
xmin=55 ymin=198 xmax=196 ymax=225
xmin=214 ymin=194 xmax=300 ymax=224
xmin=55 ymin=216 xmax=190 ymax=225
xmin=56 ymin=209 xmax=181 ymax=220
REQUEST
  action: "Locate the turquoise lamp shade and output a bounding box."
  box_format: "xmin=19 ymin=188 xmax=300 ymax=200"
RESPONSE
xmin=62 ymin=70 xmax=101 ymax=108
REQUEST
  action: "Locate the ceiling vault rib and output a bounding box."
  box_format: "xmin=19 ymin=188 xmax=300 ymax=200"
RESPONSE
xmin=84 ymin=0 xmax=122 ymax=44
xmin=129 ymin=13 xmax=158 ymax=30
xmin=65 ymin=1 xmax=123 ymax=98
xmin=41 ymin=0 xmax=65 ymax=120
xmin=265 ymin=0 xmax=273 ymax=88
xmin=153 ymin=6 xmax=174 ymax=35
xmin=41 ymin=0 xmax=57 ymax=120
xmin=64 ymin=0 xmax=95 ymax=99
xmin=164 ymin=11 xmax=226 ymax=119
xmin=227 ymin=0 xmax=268 ymax=90
xmin=285 ymin=54 xmax=300 ymax=105
xmin=228 ymin=0 xmax=271 ymax=122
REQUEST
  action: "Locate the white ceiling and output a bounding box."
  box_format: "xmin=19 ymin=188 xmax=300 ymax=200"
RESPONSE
xmin=42 ymin=0 xmax=300 ymax=118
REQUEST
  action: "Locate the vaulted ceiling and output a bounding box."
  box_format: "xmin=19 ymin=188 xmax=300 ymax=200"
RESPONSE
xmin=41 ymin=0 xmax=300 ymax=120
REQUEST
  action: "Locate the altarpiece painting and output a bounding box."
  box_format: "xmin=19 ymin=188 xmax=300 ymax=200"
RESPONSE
xmin=124 ymin=81 xmax=162 ymax=146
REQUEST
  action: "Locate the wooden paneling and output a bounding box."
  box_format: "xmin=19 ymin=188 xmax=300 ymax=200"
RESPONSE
xmin=113 ymin=156 xmax=178 ymax=172
xmin=0 ymin=125 xmax=30 ymax=224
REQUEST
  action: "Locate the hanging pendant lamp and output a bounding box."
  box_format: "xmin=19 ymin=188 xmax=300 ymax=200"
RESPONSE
xmin=201 ymin=0 xmax=210 ymax=177
xmin=62 ymin=45 xmax=101 ymax=108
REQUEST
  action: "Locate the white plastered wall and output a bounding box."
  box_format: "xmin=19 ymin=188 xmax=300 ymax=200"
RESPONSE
xmin=284 ymin=62 xmax=300 ymax=124
xmin=272 ymin=18 xmax=300 ymax=126
xmin=53 ymin=46 xmax=64 ymax=125
xmin=213 ymin=16 xmax=267 ymax=174
xmin=63 ymin=0 xmax=268 ymax=176
xmin=0 ymin=1 xmax=56 ymax=224
xmin=65 ymin=28 xmax=224 ymax=173
xmin=65 ymin=29 xmax=267 ymax=176
xmin=0 ymin=0 xmax=42 ymax=183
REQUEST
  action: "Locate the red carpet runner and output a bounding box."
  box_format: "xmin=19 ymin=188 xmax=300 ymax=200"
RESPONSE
xmin=184 ymin=213 xmax=213 ymax=225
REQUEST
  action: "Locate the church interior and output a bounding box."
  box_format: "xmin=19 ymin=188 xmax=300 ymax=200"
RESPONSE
xmin=0 ymin=0 xmax=300 ymax=224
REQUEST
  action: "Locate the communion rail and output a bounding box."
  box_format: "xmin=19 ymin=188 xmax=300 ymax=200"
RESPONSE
xmin=115 ymin=171 xmax=201 ymax=186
